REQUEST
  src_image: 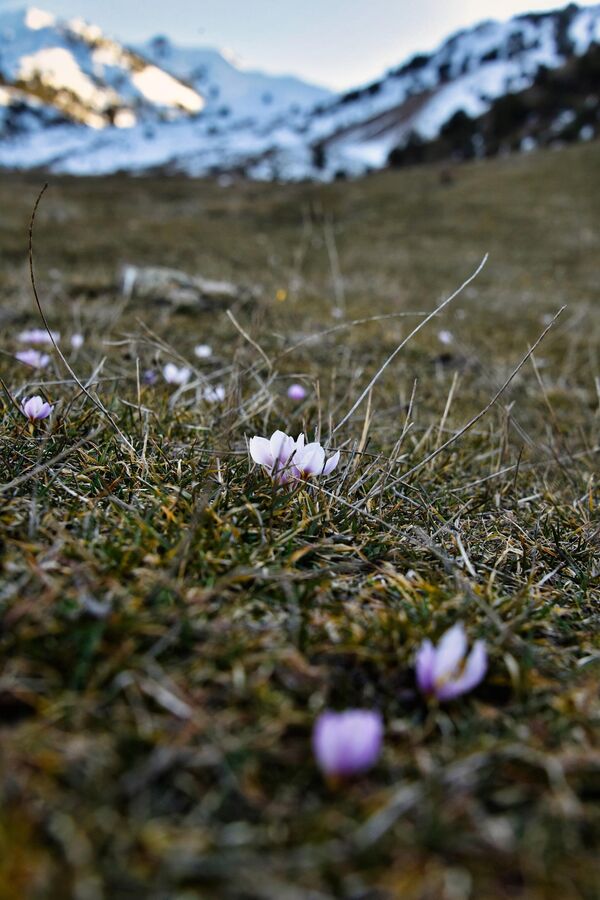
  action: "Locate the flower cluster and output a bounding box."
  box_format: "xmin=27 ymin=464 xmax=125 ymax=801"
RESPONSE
xmin=311 ymin=624 xmax=487 ymax=780
xmin=249 ymin=430 xmax=340 ymax=484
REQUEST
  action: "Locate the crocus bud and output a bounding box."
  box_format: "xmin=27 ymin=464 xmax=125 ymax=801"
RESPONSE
xmin=313 ymin=710 xmax=383 ymax=780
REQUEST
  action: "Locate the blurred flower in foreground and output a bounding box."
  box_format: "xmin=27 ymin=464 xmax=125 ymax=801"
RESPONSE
xmin=16 ymin=349 xmax=50 ymax=369
xmin=438 ymin=329 xmax=454 ymax=345
xmin=162 ymin=363 xmax=191 ymax=386
xmin=71 ymin=333 xmax=84 ymax=349
xmin=313 ymin=710 xmax=383 ymax=779
xmin=287 ymin=383 xmax=307 ymax=402
xmin=203 ymin=384 xmax=225 ymax=403
xmin=21 ymin=395 xmax=53 ymax=422
xmin=194 ymin=343 xmax=212 ymax=359
xmin=18 ymin=328 xmax=59 ymax=344
xmin=143 ymin=369 xmax=157 ymax=385
xmin=249 ymin=430 xmax=339 ymax=484
xmin=416 ymin=623 xmax=487 ymax=701
xmin=275 ymin=288 xmax=287 ymax=302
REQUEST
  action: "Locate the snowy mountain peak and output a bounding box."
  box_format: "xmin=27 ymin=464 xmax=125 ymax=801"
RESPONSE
xmin=0 ymin=6 xmax=205 ymax=127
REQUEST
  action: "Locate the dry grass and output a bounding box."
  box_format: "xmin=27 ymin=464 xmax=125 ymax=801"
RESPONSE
xmin=0 ymin=142 xmax=599 ymax=899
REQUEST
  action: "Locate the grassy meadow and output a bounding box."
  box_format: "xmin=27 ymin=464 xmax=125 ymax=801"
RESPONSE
xmin=0 ymin=141 xmax=599 ymax=899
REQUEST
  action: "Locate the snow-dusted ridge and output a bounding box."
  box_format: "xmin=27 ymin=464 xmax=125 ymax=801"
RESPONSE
xmin=0 ymin=7 xmax=205 ymax=128
xmin=0 ymin=3 xmax=598 ymax=178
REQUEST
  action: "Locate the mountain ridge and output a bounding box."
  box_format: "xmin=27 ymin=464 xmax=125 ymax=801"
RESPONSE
xmin=0 ymin=3 xmax=598 ymax=178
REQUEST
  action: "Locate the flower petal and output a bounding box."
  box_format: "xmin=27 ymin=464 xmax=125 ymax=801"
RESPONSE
xmin=415 ymin=639 xmax=436 ymax=694
xmin=323 ymin=450 xmax=341 ymax=475
xmin=432 ymin=622 xmax=467 ymax=684
xmin=249 ymin=436 xmax=273 ymax=467
xmin=296 ymin=442 xmax=325 ymax=475
xmin=436 ymin=639 xmax=487 ymax=701
xmin=270 ymin=430 xmax=294 ymax=466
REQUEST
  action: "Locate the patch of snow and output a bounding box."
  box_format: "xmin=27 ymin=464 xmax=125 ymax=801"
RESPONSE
xmin=25 ymin=7 xmax=56 ymax=30
xmin=18 ymin=47 xmax=117 ymax=117
xmin=132 ymin=65 xmax=204 ymax=114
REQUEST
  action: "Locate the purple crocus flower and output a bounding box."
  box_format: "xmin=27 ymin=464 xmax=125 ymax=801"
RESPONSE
xmin=249 ymin=430 xmax=340 ymax=484
xmin=18 ymin=328 xmax=59 ymax=345
xmin=416 ymin=622 xmax=487 ymax=701
xmin=15 ymin=349 xmax=50 ymax=369
xmin=21 ymin=395 xmax=53 ymax=422
xmin=287 ymin=383 xmax=307 ymax=402
xmin=313 ymin=710 xmax=383 ymax=779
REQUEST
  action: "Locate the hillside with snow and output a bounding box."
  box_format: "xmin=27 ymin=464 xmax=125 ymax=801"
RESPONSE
xmin=138 ymin=36 xmax=331 ymax=127
xmin=0 ymin=3 xmax=598 ymax=178
xmin=0 ymin=7 xmax=204 ymax=128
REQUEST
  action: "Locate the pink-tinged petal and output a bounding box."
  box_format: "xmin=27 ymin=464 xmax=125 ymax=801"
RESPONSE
xmin=436 ymin=640 xmax=487 ymax=701
xmin=323 ymin=450 xmax=341 ymax=475
xmin=296 ymin=442 xmax=325 ymax=476
xmin=313 ymin=710 xmax=383 ymax=778
xmin=249 ymin=436 xmax=273 ymax=468
xmin=432 ymin=622 xmax=467 ymax=684
xmin=270 ymin=430 xmax=293 ymax=466
xmin=415 ymin=639 xmax=436 ymax=694
xmin=295 ymin=433 xmax=305 ymax=451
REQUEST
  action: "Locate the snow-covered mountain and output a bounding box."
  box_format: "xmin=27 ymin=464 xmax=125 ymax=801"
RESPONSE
xmin=300 ymin=2 xmax=600 ymax=176
xmin=0 ymin=3 xmax=598 ymax=178
xmin=137 ymin=36 xmax=331 ymax=127
xmin=0 ymin=7 xmax=204 ymax=128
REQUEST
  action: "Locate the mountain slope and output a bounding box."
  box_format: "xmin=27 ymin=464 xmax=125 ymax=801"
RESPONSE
xmin=387 ymin=43 xmax=600 ymax=167
xmin=138 ymin=36 xmax=332 ymax=126
xmin=300 ymin=2 xmax=600 ymax=177
xmin=0 ymin=6 xmax=204 ymax=128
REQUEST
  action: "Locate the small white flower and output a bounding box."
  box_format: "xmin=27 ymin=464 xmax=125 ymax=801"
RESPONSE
xmin=162 ymin=363 xmax=191 ymax=385
xmin=194 ymin=344 xmax=212 ymax=359
xmin=203 ymin=384 xmax=225 ymax=403
xmin=70 ymin=333 xmax=84 ymax=349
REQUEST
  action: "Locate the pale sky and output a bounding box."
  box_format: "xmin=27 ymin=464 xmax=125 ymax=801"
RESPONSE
xmin=1 ymin=0 xmax=598 ymax=89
